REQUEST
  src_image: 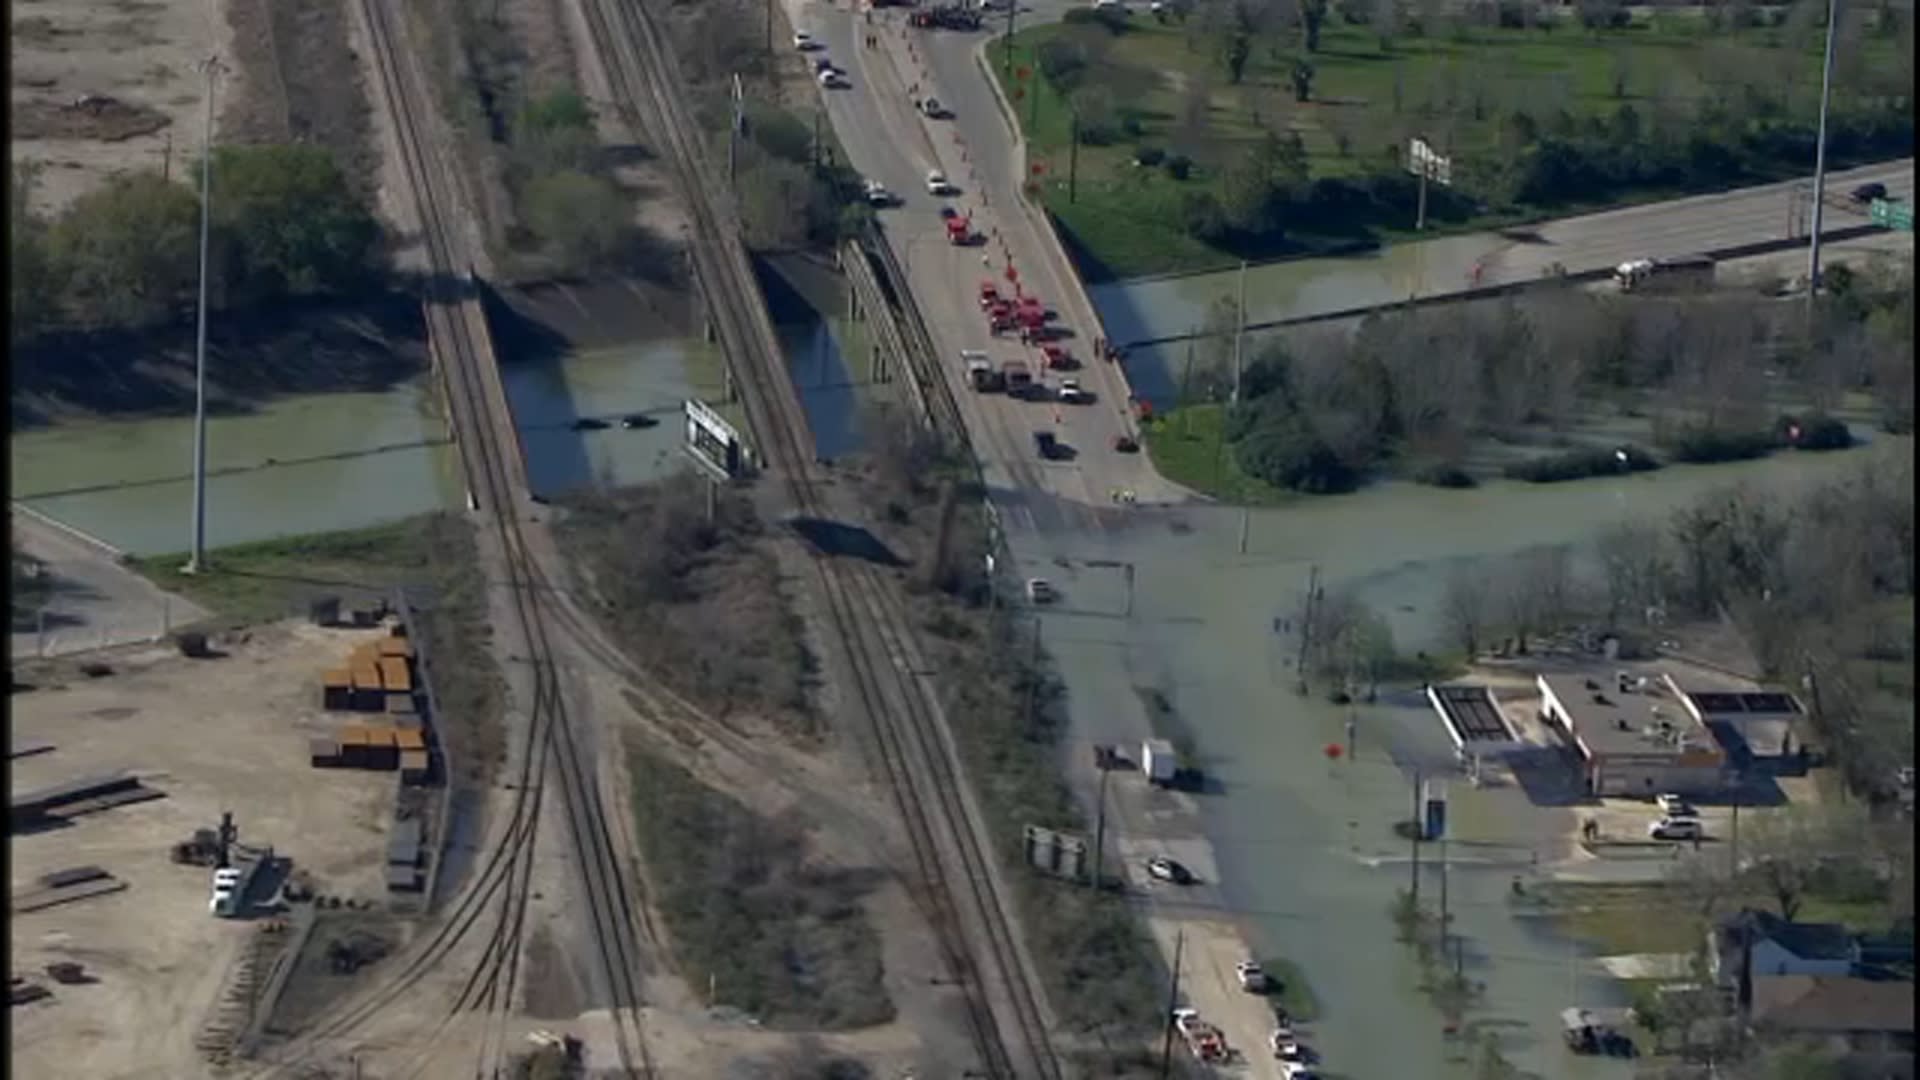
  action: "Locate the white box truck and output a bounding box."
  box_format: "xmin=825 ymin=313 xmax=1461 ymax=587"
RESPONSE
xmin=1141 ymin=739 xmax=1176 ymax=787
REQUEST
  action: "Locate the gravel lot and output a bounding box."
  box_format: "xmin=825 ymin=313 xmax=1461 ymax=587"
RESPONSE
xmin=9 ymin=621 xmax=402 ymax=1078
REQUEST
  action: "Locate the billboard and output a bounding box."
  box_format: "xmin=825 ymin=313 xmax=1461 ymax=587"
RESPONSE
xmin=683 ymin=399 xmax=743 ymax=478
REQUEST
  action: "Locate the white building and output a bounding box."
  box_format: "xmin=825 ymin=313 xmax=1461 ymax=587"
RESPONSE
xmin=1537 ymin=671 xmax=1728 ymax=797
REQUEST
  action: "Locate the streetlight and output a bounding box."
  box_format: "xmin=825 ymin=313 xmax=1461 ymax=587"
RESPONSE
xmin=1805 ymin=0 xmax=1841 ymax=313
xmin=183 ymin=55 xmax=222 ymax=575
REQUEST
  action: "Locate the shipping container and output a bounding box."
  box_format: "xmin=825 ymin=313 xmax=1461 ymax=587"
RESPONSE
xmin=349 ymin=642 xmax=378 ymax=667
xmin=321 ymin=668 xmax=354 ymax=711
xmin=339 ymin=726 xmax=370 ymax=768
xmin=385 ymin=864 xmax=423 ymax=892
xmin=399 ymin=750 xmax=431 ymax=786
xmin=379 ymin=657 xmax=413 ymax=694
xmin=321 ymin=669 xmax=351 ymax=689
xmin=394 ymin=714 xmax=425 ymax=732
xmin=386 ymin=692 xmax=416 ymax=716
xmin=377 ymin=637 xmax=415 ymax=659
xmin=309 ymin=737 xmax=342 ymax=768
xmin=387 ymin=818 xmax=422 ymax=865
xmin=364 ymin=727 xmax=399 ymax=771
xmin=394 ymin=729 xmax=427 ymax=752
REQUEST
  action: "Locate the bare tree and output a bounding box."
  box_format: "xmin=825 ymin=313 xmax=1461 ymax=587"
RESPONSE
xmin=1741 ymin=803 xmax=1872 ymax=922
xmin=1595 ymin=520 xmax=1670 ymax=628
xmin=1441 ymin=565 xmax=1495 ymax=659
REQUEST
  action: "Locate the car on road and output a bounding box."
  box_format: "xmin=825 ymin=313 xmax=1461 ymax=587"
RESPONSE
xmin=817 ymin=68 xmax=848 ymax=89
xmin=1093 ymin=0 xmax=1127 ymax=8
xmin=1280 ymin=1065 xmax=1320 ymax=1080
xmin=813 ymin=56 xmax=836 ymax=75
xmin=1025 ymin=577 xmax=1055 ymax=604
xmin=1112 ymin=433 xmax=1139 ymax=453
xmin=863 ymin=179 xmax=894 ymax=207
xmin=1146 ymin=855 xmax=1194 ymax=884
xmin=1655 ymin=793 xmax=1698 ymax=818
xmin=1032 ymin=430 xmax=1061 ymax=459
xmin=1649 ymin=817 xmax=1703 ymax=841
xmin=1236 ymin=959 xmax=1268 ymax=992
xmin=1852 ymin=181 xmax=1889 ymax=204
xmin=921 ymin=97 xmax=948 ymax=118
xmin=1272 ymin=1034 xmax=1315 ymax=1063
xmin=926 ymin=170 xmax=955 ymax=195
xmin=1057 ymin=378 xmax=1089 ymax=405
xmin=793 ymin=30 xmax=818 ymax=50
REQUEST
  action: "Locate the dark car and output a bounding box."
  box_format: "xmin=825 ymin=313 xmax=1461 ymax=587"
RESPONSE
xmin=1033 ymin=430 xmax=1059 ymax=459
xmin=1852 ymin=181 xmax=1888 ymax=205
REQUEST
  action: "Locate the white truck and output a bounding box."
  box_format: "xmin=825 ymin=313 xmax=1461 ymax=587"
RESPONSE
xmin=1614 ymin=254 xmax=1715 ymax=294
xmin=1141 ymin=738 xmax=1177 ymax=787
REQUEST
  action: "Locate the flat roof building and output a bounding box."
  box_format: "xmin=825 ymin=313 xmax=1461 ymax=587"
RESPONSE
xmin=1538 ymin=671 xmax=1728 ymax=798
xmin=1427 ymin=684 xmax=1527 ymax=758
xmin=1672 ymin=683 xmax=1805 ymax=763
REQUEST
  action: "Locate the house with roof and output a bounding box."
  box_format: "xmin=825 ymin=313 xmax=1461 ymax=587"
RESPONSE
xmin=1710 ymin=909 xmax=1858 ymax=987
xmin=1748 ymin=973 xmax=1916 ymax=1053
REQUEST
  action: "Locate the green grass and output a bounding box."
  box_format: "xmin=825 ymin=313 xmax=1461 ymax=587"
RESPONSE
xmin=1141 ymin=404 xmax=1296 ymax=505
xmin=992 ymin=11 xmax=1905 ymax=278
xmin=133 ymin=517 xmax=450 ymax=626
xmin=1261 ymin=955 xmax=1321 ymax=1023
xmin=1543 ymin=881 xmax=1900 ymax=958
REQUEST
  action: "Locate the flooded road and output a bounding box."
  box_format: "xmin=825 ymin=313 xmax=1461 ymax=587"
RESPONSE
xmin=1022 ymin=439 xmax=1905 ymax=1078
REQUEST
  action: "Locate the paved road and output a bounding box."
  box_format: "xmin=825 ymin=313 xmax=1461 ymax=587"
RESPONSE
xmin=809 ymin=0 xmax=1185 ymax=539
xmin=1099 ymin=159 xmax=1915 ymax=348
xmin=9 ymin=503 xmax=207 ymax=659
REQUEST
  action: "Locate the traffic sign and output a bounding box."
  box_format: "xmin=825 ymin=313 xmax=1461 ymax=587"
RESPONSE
xmin=1870 ymin=198 xmax=1913 ymax=232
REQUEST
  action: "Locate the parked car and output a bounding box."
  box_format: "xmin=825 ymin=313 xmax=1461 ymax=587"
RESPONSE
xmin=1147 ymin=856 xmax=1195 ymax=884
xmin=1655 ymin=793 xmax=1698 ymax=818
xmin=817 ymin=68 xmax=848 ymax=89
xmin=863 ymin=179 xmax=894 ymax=207
xmin=1112 ymin=433 xmax=1139 ymax=453
xmin=1648 ymin=817 xmax=1703 ymax=841
xmin=1280 ymin=1065 xmax=1320 ymax=1080
xmin=793 ymin=30 xmax=818 ymax=50
xmin=1852 ymin=181 xmax=1889 ymax=204
xmin=926 ymin=169 xmax=955 ymax=195
xmin=921 ymin=97 xmax=948 ymax=118
xmin=1236 ymin=959 xmax=1268 ymax=993
xmin=1271 ymin=1034 xmax=1314 ymax=1063
xmin=1057 ymin=378 xmax=1089 ymax=405
xmin=1025 ymin=577 xmax=1055 ymax=604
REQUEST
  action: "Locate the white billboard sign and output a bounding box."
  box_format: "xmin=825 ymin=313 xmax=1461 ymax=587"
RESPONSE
xmin=1408 ymin=137 xmax=1452 ymax=186
xmin=684 ymin=399 xmax=744 ymax=478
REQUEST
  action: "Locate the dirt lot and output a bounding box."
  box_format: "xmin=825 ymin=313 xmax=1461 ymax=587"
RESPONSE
xmin=10 ymin=0 xmax=249 ymax=213
xmin=9 ymin=622 xmax=403 ymax=1079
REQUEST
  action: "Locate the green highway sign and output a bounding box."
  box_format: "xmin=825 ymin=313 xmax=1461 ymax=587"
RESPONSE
xmin=1869 ymin=198 xmax=1913 ymax=232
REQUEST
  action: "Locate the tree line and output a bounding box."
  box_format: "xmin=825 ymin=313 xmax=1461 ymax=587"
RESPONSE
xmin=1181 ymin=260 xmax=1911 ymax=494
xmin=10 ymin=145 xmax=383 ymax=344
xmin=1040 ymin=0 xmax=1913 ymax=252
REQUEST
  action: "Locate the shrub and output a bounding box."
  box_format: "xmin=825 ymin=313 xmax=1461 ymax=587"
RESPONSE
xmin=1163 ymin=153 xmax=1193 ymax=181
xmin=1503 ymin=444 xmax=1661 ymax=483
xmin=1234 ymin=401 xmax=1362 ymax=494
xmin=1658 ymin=424 xmax=1780 ymax=464
xmin=1035 ymin=38 xmax=1088 ymax=91
xmin=1414 ymin=462 xmax=1478 ymax=489
xmin=1779 ymin=413 xmax=1855 ymax=451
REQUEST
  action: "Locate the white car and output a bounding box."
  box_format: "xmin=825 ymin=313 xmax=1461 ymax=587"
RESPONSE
xmin=1271 ymin=1033 xmax=1311 ymax=1062
xmin=925 ymin=170 xmax=954 ymax=195
xmin=1649 ymin=817 xmax=1703 ymax=841
xmin=1236 ymin=959 xmax=1267 ymax=992
xmin=1146 ymin=855 xmax=1194 ymax=884
xmin=818 ymin=68 xmax=848 ymax=89
xmin=793 ymin=30 xmax=818 ymax=49
xmin=1094 ymin=0 xmax=1126 ymax=8
xmin=1025 ymin=577 xmax=1055 ymax=604
xmin=863 ymin=179 xmax=893 ymax=207
xmin=1057 ymin=378 xmax=1088 ymax=404
xmin=1281 ymin=1065 xmax=1320 ymax=1080
xmin=1655 ymin=793 xmax=1698 ymax=818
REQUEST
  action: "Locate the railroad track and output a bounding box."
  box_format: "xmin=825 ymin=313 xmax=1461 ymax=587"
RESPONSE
xmin=252 ymin=1 xmax=659 ymax=1077
xmin=571 ymin=0 xmax=1061 ymax=1075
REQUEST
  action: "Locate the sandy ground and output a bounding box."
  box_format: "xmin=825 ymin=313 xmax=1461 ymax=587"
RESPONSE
xmin=10 ymin=0 xmax=248 ymax=214
xmin=9 ymin=622 xmax=402 ymax=1079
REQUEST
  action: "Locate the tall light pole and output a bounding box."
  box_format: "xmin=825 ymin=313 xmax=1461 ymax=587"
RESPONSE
xmin=184 ymin=55 xmax=221 ymax=575
xmin=1805 ymin=0 xmax=1841 ymax=315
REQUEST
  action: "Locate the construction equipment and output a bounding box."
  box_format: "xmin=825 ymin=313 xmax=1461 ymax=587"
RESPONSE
xmin=172 ymin=813 xmax=235 ymax=866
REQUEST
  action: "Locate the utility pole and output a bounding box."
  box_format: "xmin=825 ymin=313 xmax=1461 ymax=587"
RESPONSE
xmin=1004 ymin=0 xmax=1017 ymax=75
xmin=1123 ymin=562 xmax=1135 ymax=619
xmin=1159 ymin=928 xmax=1186 ymax=1079
xmin=1438 ymin=835 xmax=1451 ymax=946
xmin=1805 ymin=0 xmax=1841 ymax=314
xmin=1238 ymin=506 xmax=1250 ymax=555
xmin=1295 ymin=565 xmax=1320 ymax=694
xmin=1410 ymin=767 xmax=1423 ymax=904
xmin=1091 ymin=764 xmax=1111 ymax=889
xmin=1230 ymin=259 xmax=1248 ymax=404
xmin=727 ymin=73 xmax=746 ymax=189
xmin=1415 ymin=164 xmax=1429 ymax=231
xmin=765 ymin=0 xmax=773 ymax=58
xmin=184 ymin=55 xmax=221 ymax=575
xmin=1068 ymin=111 xmax=1080 ymax=203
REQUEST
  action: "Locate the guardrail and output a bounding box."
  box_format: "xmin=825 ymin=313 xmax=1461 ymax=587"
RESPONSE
xmin=842 ymin=239 xmax=937 ymax=433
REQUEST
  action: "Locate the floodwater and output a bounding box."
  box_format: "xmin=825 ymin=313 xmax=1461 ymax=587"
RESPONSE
xmin=1028 ymin=438 xmax=1909 ymax=1079
xmin=1091 ymin=234 xmax=1499 ymax=351
xmin=9 ymin=265 xmax=870 ymax=554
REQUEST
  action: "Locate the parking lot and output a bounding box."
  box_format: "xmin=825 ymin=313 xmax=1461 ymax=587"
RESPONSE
xmin=10 ymin=622 xmax=401 ymax=1078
